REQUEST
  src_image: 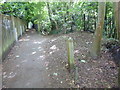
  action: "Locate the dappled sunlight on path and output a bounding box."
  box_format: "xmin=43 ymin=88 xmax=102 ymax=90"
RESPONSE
xmin=2 ymin=31 xmax=72 ymax=88
xmin=2 ymin=31 xmax=118 ymax=88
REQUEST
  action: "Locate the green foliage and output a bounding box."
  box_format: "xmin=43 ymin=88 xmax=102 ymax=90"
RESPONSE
xmin=0 ymin=2 xmax=116 ymax=36
xmin=1 ymin=2 xmax=46 ymax=22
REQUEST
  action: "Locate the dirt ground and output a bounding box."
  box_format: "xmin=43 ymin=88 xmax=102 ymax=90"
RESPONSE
xmin=2 ymin=30 xmax=118 ymax=88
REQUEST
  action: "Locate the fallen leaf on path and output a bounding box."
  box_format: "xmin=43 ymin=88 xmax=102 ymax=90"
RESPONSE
xmin=74 ymin=50 xmax=79 ymax=54
xmin=60 ymin=81 xmax=63 ymax=83
xmin=16 ymin=55 xmax=20 ymax=58
xmin=3 ymin=75 xmax=7 ymax=78
xmin=53 ymin=73 xmax=58 ymax=76
xmin=8 ymin=73 xmax=17 ymax=79
xmin=32 ymin=51 xmax=36 ymax=55
xmin=50 ymin=45 xmax=57 ymax=50
xmin=45 ymin=62 xmax=49 ymax=66
xmin=16 ymin=65 xmax=20 ymax=68
xmin=80 ymin=60 xmax=86 ymax=63
xmin=3 ymin=72 xmax=6 ymax=75
xmin=46 ymin=67 xmax=49 ymax=70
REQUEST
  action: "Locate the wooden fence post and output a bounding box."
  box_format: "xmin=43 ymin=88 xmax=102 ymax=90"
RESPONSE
xmin=67 ymin=37 xmax=75 ymax=72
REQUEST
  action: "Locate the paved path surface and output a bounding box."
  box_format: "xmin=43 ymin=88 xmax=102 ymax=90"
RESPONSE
xmin=2 ymin=30 xmax=72 ymax=88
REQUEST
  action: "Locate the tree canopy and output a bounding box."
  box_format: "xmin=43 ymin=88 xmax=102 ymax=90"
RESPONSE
xmin=1 ymin=2 xmax=115 ymax=35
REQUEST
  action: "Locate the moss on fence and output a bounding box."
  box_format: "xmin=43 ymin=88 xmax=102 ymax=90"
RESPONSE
xmin=0 ymin=14 xmax=27 ymax=61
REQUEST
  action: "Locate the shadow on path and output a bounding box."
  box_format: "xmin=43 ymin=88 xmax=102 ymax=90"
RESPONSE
xmin=2 ymin=30 xmax=72 ymax=88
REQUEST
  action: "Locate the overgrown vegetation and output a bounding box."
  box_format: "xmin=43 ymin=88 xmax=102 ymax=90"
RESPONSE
xmin=0 ymin=2 xmax=117 ymax=36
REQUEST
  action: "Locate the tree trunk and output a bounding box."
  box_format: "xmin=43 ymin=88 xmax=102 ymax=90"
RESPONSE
xmin=113 ymin=2 xmax=120 ymax=41
xmin=90 ymin=2 xmax=106 ymax=57
xmin=83 ymin=14 xmax=86 ymax=31
xmin=46 ymin=2 xmax=52 ymax=30
xmin=119 ymin=2 xmax=120 ymax=41
xmin=117 ymin=2 xmax=120 ymax=87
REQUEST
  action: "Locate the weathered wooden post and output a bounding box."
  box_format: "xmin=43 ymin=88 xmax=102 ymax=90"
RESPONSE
xmin=67 ymin=37 xmax=75 ymax=72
